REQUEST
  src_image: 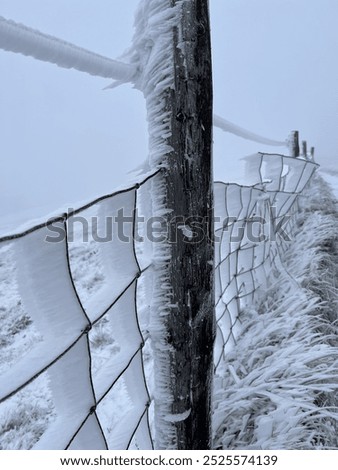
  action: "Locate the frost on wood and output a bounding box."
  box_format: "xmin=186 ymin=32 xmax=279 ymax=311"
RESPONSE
xmin=0 ymin=16 xmax=136 ymax=83
xmin=128 ymin=0 xmax=214 ymax=449
xmin=128 ymin=0 xmax=181 ymax=449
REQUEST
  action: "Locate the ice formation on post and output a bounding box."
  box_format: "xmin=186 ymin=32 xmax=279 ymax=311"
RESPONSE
xmin=127 ymin=0 xmax=186 ymax=449
xmin=128 ymin=0 xmax=215 ymax=449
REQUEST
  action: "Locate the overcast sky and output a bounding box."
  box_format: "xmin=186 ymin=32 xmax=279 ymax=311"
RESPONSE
xmin=1 ymin=0 xmax=338 ymax=231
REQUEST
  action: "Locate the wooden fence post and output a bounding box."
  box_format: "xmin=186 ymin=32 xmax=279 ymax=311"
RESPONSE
xmin=144 ymin=0 xmax=215 ymax=450
xmin=310 ymin=146 xmax=315 ymax=161
xmin=290 ymin=130 xmax=300 ymax=157
xmin=302 ymin=140 xmax=307 ymax=159
xmin=165 ymin=0 xmax=215 ymax=449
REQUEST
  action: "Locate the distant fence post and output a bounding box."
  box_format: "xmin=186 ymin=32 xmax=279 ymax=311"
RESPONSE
xmin=310 ymin=146 xmax=315 ymax=161
xmin=290 ymin=130 xmax=300 ymax=157
xmin=302 ymin=140 xmax=307 ymax=159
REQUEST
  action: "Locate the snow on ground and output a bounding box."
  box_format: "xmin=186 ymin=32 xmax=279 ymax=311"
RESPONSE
xmin=320 ymin=168 xmax=338 ymax=199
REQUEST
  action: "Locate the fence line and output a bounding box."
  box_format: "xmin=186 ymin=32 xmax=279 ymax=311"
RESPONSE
xmin=213 ymin=153 xmax=318 ymax=376
xmin=0 ymin=3 xmax=321 ymax=451
xmin=0 ymin=150 xmax=318 ymax=449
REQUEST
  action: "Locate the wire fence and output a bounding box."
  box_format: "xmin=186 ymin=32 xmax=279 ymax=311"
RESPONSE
xmin=0 ymin=170 xmax=161 ymax=450
xmin=0 ymin=3 xmax=322 ymax=451
xmin=0 ymin=151 xmax=318 ymax=449
xmin=214 ymin=152 xmax=318 ymax=376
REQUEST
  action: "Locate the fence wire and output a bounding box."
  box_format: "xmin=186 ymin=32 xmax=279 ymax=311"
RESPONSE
xmin=0 ymin=170 xmax=160 ymax=450
xmin=214 ymin=153 xmax=318 ymax=375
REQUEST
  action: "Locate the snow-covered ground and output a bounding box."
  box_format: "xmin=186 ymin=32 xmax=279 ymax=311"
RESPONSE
xmin=320 ymin=169 xmax=338 ymax=199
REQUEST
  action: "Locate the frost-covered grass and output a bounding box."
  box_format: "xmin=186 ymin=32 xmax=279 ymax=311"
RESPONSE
xmin=213 ymin=174 xmax=338 ymax=449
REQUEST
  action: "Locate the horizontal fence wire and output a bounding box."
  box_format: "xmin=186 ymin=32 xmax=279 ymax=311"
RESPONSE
xmin=213 ymin=153 xmax=318 ymax=375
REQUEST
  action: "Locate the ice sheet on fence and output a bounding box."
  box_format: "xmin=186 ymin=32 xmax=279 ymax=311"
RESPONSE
xmin=281 ymin=157 xmax=308 ymax=193
xmin=33 ymin=336 xmax=95 ymax=449
xmin=243 ymin=187 xmax=263 ymax=219
xmin=218 ymin=227 xmax=231 ymax=263
xmin=297 ymin=162 xmax=318 ymax=192
xmin=214 ymin=183 xmax=227 ymax=229
xmin=261 ymin=155 xmax=284 ymax=191
xmin=128 ymin=412 xmax=153 ymax=450
xmin=14 ymin=221 xmax=88 ymax=338
xmin=216 ymin=260 xmax=230 ymax=301
xmin=92 ymin=282 xmax=143 ymax=402
xmin=219 ymin=276 xmax=238 ymax=307
xmin=68 ymin=414 xmax=107 ymax=450
xmin=216 ymin=309 xmax=235 ymax=346
xmin=237 ymin=270 xmax=255 ymax=301
xmin=243 ymin=153 xmax=264 ymax=186
xmin=71 ymin=190 xmax=140 ymax=323
xmin=97 ymin=352 xmax=150 ymax=450
xmin=229 ymin=220 xmax=247 ymax=253
xmin=135 ymin=266 xmax=153 ymax=334
xmin=214 ymin=323 xmax=226 ymax=368
xmin=252 ymin=262 xmax=269 ymax=289
xmin=237 ymin=245 xmax=255 ymax=273
xmin=0 ymin=222 xmax=89 ymax=401
xmin=271 ymin=192 xmax=297 ymax=218
xmin=223 ymin=185 xmax=244 ymax=219
xmin=122 ymin=350 xmax=150 ymax=437
xmin=135 ymin=179 xmax=154 ymax=271
xmin=215 ymin=263 xmax=223 ymax=303
xmin=216 ymin=312 xmax=237 ymax=357
xmin=214 ymin=183 xmax=258 ymax=223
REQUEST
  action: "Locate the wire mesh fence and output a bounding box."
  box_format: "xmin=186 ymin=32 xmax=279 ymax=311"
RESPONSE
xmin=214 ymin=152 xmax=318 ymax=376
xmin=0 ymin=170 xmax=160 ymax=450
xmin=0 ymin=152 xmax=318 ymax=449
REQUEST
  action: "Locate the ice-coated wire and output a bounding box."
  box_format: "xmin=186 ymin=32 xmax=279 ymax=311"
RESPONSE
xmin=214 ymin=153 xmax=318 ymax=373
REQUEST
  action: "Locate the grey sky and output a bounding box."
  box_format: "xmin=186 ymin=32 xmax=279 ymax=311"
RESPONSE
xmin=1 ymin=0 xmax=337 ymax=231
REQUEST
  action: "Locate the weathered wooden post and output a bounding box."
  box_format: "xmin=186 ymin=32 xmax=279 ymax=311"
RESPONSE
xmin=310 ymin=146 xmax=315 ymax=161
xmin=140 ymin=0 xmax=215 ymax=449
xmin=290 ymin=130 xmax=300 ymax=157
xmin=302 ymin=140 xmax=307 ymax=159
xmin=166 ymin=0 xmax=215 ymax=449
